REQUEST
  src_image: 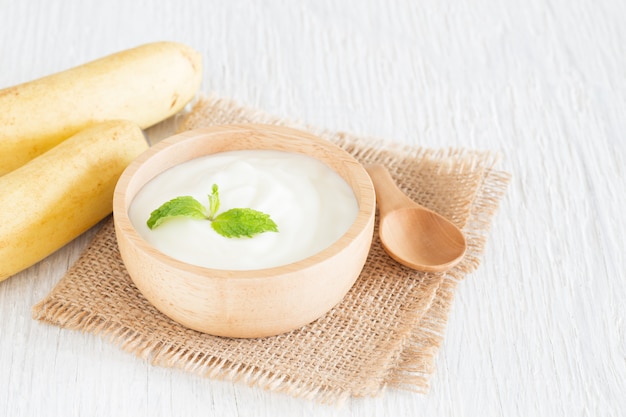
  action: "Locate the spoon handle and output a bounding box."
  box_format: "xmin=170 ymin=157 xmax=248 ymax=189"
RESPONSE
xmin=364 ymin=164 xmax=418 ymax=214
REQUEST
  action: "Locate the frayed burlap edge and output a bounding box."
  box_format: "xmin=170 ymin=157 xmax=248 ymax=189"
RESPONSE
xmin=33 ymin=95 xmax=510 ymax=404
xmin=386 ymin=165 xmax=511 ymax=392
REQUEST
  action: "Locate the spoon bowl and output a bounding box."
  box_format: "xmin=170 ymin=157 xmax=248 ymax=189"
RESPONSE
xmin=365 ymin=164 xmax=466 ymax=273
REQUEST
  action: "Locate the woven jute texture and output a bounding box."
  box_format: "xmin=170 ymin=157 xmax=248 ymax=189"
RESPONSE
xmin=33 ymin=96 xmax=510 ymax=404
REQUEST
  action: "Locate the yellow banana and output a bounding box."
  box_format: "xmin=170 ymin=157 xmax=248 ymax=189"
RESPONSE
xmin=0 ymin=120 xmax=148 ymax=281
xmin=0 ymin=41 xmax=201 ymax=175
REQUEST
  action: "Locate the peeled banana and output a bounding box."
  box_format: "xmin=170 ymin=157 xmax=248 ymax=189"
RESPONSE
xmin=0 ymin=120 xmax=148 ymax=281
xmin=0 ymin=41 xmax=201 ymax=175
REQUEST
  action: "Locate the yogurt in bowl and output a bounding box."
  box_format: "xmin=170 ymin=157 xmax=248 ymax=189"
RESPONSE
xmin=113 ymin=124 xmax=375 ymax=338
xmin=128 ymin=149 xmax=359 ymax=270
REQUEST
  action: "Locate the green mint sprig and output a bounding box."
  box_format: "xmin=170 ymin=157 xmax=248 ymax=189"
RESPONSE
xmin=146 ymin=184 xmax=278 ymax=238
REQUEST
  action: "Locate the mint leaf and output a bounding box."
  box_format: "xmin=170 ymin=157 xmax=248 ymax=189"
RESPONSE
xmin=146 ymin=184 xmax=279 ymax=238
xmin=146 ymin=196 xmax=207 ymax=229
xmin=207 ymin=183 xmax=220 ymax=220
xmin=211 ymin=208 xmax=279 ymax=238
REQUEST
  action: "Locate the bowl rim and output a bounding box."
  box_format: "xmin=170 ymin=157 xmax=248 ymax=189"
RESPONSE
xmin=113 ymin=123 xmax=376 ymax=279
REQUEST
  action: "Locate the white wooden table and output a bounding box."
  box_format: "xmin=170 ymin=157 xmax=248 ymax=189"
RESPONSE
xmin=1 ymin=1 xmax=625 ymax=416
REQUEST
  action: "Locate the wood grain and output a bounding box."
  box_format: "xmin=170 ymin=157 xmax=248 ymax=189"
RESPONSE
xmin=1 ymin=0 xmax=625 ymax=416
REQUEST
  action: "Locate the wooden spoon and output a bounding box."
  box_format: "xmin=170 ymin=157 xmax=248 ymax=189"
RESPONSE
xmin=365 ymin=164 xmax=467 ymax=273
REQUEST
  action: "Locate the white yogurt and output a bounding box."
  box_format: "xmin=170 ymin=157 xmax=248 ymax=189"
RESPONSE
xmin=129 ymin=150 xmax=359 ymax=270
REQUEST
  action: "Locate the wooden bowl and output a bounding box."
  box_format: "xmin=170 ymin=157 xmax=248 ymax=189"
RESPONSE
xmin=113 ymin=124 xmax=375 ymax=338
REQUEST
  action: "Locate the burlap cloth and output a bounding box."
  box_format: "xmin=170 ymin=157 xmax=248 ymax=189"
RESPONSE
xmin=33 ymin=96 xmax=510 ymax=404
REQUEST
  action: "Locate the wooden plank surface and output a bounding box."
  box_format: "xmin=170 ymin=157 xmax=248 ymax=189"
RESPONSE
xmin=1 ymin=0 xmax=625 ymax=415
